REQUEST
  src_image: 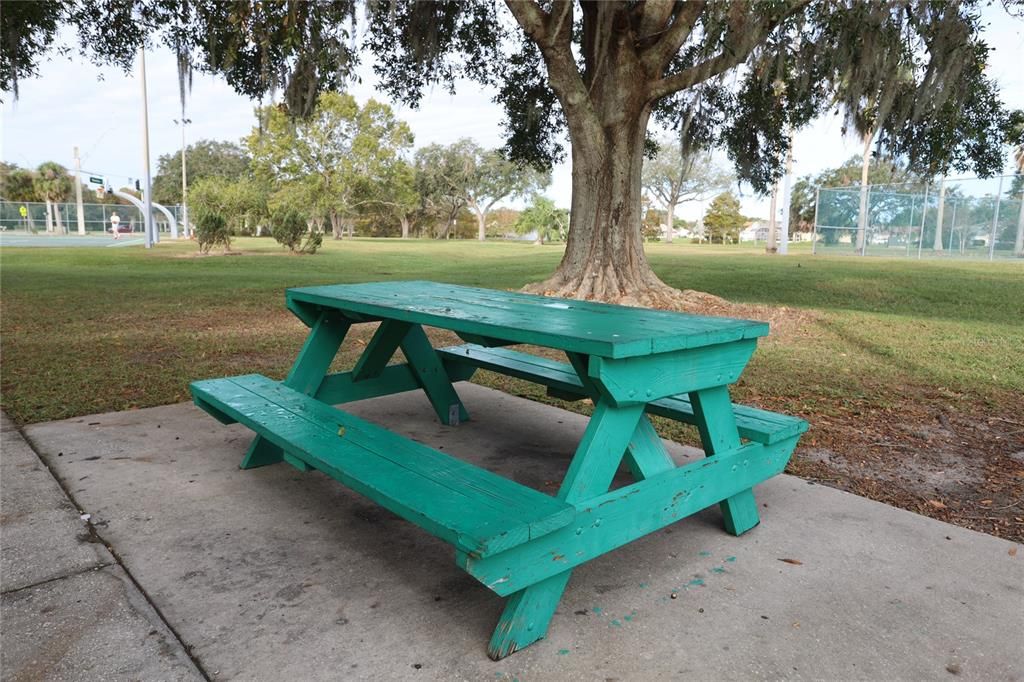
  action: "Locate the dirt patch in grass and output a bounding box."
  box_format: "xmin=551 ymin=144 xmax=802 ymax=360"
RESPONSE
xmin=787 ymin=390 xmax=1024 ymax=542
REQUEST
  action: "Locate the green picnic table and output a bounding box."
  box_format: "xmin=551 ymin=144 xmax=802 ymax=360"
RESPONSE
xmin=190 ymin=281 xmax=807 ymax=659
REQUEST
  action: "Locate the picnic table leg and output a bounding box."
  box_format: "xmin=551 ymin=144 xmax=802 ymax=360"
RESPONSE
xmin=487 ymin=401 xmax=646 ymax=659
xmin=240 ymin=311 xmax=351 ymax=469
xmin=565 ymin=352 xmax=675 ymax=481
xmin=399 ymin=324 xmax=469 ymax=425
xmin=688 ymin=385 xmax=760 ymax=536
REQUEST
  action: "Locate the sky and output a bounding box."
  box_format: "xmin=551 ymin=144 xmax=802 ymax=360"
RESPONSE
xmin=2 ymin=6 xmax=1022 ymax=220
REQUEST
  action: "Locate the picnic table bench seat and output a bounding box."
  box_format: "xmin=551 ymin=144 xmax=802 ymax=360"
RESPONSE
xmin=437 ymin=344 xmax=807 ymax=445
xmin=191 ymin=373 xmax=575 ymax=559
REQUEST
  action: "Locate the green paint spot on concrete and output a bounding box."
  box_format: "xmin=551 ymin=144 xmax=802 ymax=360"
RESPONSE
xmin=592 ymin=606 xmax=603 ymax=615
xmin=699 ymin=551 xmax=712 ymax=557
xmin=624 ymin=614 xmax=634 ymax=622
xmin=557 ymin=649 xmax=570 ymax=656
xmin=711 ymin=566 xmax=726 ymax=574
xmin=639 ymin=582 xmax=648 ymax=588
xmin=610 ymin=619 xmax=622 ymax=627
xmin=726 ymin=556 xmax=737 ymax=563
xmin=688 ymin=578 xmax=705 ymax=587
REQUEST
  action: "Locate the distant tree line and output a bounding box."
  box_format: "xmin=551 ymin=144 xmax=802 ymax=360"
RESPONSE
xmin=165 ymin=91 xmax=555 ymax=250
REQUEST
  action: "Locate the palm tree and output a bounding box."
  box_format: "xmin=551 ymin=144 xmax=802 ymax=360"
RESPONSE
xmin=33 ymin=162 xmax=72 ymax=234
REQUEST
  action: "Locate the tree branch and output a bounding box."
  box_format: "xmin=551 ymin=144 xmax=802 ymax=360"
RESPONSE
xmin=641 ymin=1 xmax=706 ymax=73
xmin=505 ymin=0 xmax=603 ymax=146
xmin=646 ymin=0 xmax=809 ymax=101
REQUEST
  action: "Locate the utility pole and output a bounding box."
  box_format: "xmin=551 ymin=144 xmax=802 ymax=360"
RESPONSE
xmin=73 ymin=146 xmax=86 ymax=235
xmin=988 ymin=175 xmax=1003 ymax=261
xmin=139 ymin=47 xmax=155 ymax=248
xmin=778 ymin=140 xmax=793 ymax=255
xmin=174 ymin=117 xmax=192 ymax=238
xmin=766 ymin=187 xmax=778 ymax=253
xmin=933 ymin=176 xmax=946 ymax=252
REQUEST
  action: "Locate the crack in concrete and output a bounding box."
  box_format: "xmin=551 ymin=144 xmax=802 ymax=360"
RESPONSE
xmin=15 ymin=421 xmax=213 ymax=682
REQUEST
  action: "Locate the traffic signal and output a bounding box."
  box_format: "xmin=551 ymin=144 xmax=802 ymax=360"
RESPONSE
xmin=135 ymin=179 xmax=141 ymax=192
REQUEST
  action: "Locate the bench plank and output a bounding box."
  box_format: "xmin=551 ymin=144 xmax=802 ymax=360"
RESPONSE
xmin=437 ymin=344 xmax=808 ymax=445
xmin=191 ymin=374 xmax=573 ymax=558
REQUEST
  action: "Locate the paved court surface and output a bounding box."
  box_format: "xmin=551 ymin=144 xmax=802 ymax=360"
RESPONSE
xmin=6 ymin=385 xmax=1023 ymax=680
xmin=0 ymin=233 xmax=145 ymax=247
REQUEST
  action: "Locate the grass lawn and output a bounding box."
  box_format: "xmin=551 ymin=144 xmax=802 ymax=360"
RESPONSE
xmin=2 ymin=238 xmax=1022 ymax=539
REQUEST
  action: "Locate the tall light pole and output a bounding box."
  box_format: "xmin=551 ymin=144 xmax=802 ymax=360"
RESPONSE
xmin=139 ymin=46 xmax=155 ymax=247
xmin=174 ymin=117 xmax=192 ymax=238
xmin=73 ymin=146 xmax=86 ymax=235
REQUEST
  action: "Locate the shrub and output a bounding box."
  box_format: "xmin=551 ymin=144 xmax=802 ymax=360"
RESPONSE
xmin=195 ymin=211 xmax=231 ymax=253
xmin=271 ymin=208 xmax=321 ymax=254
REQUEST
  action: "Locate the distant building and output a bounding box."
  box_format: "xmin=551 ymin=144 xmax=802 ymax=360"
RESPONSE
xmin=739 ymin=220 xmax=769 ymax=242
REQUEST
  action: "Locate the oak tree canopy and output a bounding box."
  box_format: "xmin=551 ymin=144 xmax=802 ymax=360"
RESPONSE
xmin=2 ymin=1 xmax=1013 ymax=305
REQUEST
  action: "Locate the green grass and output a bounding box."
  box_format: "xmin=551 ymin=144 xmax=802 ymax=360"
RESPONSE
xmin=2 ymin=237 xmax=1022 ymax=425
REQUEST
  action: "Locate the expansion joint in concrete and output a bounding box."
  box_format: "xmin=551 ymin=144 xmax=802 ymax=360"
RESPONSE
xmin=17 ymin=424 xmax=214 ymax=682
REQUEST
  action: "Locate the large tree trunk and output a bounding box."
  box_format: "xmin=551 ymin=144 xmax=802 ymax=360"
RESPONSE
xmin=476 ymin=209 xmax=487 ymax=241
xmin=400 ymin=216 xmax=410 ymax=239
xmin=664 ymin=202 xmax=675 ymax=243
xmin=45 ymin=200 xmax=54 ymax=232
xmin=524 ymin=108 xmax=696 ymax=307
xmin=330 ymin=213 xmax=343 ymax=239
xmin=54 ymin=203 xmax=65 ymax=234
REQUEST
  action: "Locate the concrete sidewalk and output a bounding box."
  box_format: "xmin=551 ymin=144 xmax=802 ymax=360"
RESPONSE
xmin=9 ymin=385 xmax=1024 ymax=681
xmin=0 ymin=413 xmax=202 ymax=680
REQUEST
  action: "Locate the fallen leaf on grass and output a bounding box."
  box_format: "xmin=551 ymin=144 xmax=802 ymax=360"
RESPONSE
xmin=778 ymin=558 xmax=803 ymax=565
xmin=927 ymin=499 xmax=947 ymax=509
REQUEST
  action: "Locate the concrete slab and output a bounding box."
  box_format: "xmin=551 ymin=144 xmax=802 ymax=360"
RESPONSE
xmin=1 ymin=565 xmax=202 ymax=681
xmin=1 ymin=423 xmax=113 ymax=592
xmin=24 ymin=386 xmax=1024 ymax=681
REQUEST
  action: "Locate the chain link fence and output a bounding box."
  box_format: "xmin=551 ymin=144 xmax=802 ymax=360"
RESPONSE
xmin=0 ymin=201 xmax=185 ymax=236
xmin=813 ymin=175 xmax=1023 ymax=259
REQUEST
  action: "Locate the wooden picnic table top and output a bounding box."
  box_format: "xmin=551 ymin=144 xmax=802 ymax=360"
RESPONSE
xmin=287 ymin=281 xmax=768 ymax=359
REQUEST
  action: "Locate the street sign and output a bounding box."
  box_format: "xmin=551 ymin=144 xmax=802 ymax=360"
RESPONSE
xmin=88 ymin=176 xmax=103 ymax=185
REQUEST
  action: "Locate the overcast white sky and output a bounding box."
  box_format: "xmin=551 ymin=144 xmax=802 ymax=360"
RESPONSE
xmin=2 ymin=6 xmax=1021 ymax=219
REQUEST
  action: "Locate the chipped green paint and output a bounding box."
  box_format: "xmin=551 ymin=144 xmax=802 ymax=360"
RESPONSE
xmin=191 ymin=281 xmax=807 ymax=660
xmin=711 ymin=567 xmax=726 ymax=574
xmin=726 ymin=556 xmax=737 ymax=562
xmin=557 ymin=649 xmax=570 ymax=656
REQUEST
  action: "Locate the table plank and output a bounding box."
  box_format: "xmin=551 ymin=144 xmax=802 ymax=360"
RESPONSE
xmin=287 ymin=281 xmax=768 ymax=359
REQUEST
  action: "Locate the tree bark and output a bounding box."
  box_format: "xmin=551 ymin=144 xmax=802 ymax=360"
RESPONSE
xmin=45 ymin=200 xmax=53 ymax=232
xmin=525 ymin=107 xmax=689 ymax=307
xmin=476 ymin=209 xmax=487 ymax=241
xmin=400 ymin=216 xmax=410 ymax=239
xmin=664 ymin=201 xmax=675 ymax=243
xmin=330 ymin=213 xmax=343 ymax=239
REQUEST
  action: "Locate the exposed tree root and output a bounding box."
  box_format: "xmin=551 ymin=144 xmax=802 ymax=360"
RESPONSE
xmin=521 ymin=264 xmax=820 ymax=339
xmin=521 ymin=266 xmax=731 ymax=315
